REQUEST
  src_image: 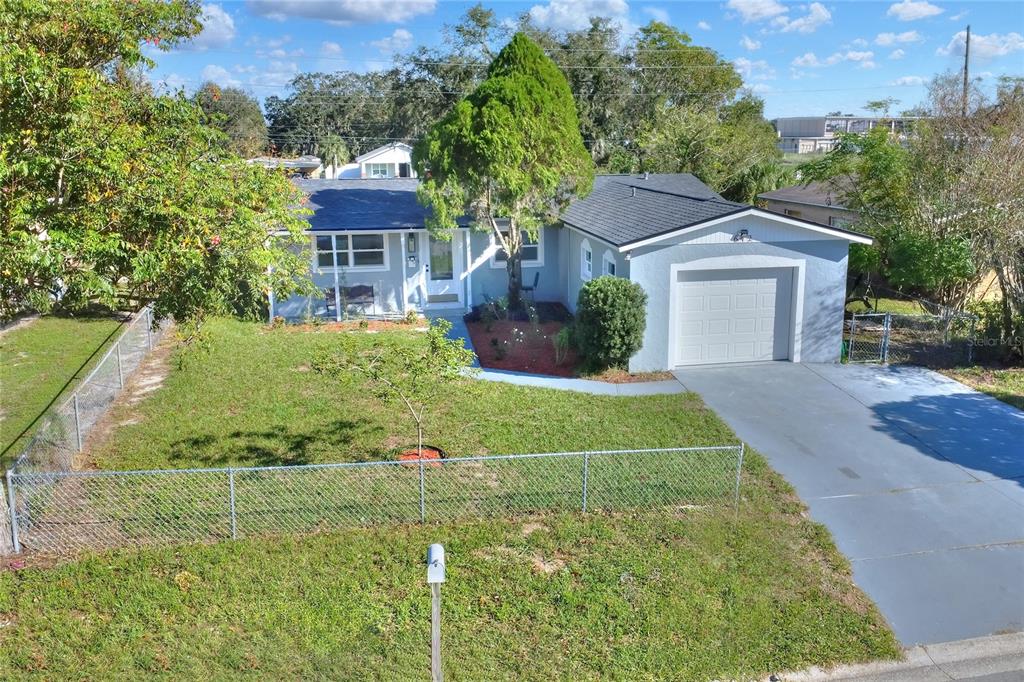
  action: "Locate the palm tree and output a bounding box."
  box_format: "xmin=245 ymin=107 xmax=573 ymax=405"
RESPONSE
xmin=317 ymin=133 xmax=349 ymax=179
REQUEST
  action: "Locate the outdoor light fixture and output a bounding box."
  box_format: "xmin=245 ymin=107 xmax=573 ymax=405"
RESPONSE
xmin=624 ymin=251 xmax=632 ymax=261
xmin=408 ymin=233 xmax=417 ymax=253
xmin=733 ymin=229 xmax=752 ymax=243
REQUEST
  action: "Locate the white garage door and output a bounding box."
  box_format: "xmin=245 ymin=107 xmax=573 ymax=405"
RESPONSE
xmin=674 ymin=268 xmax=793 ymax=366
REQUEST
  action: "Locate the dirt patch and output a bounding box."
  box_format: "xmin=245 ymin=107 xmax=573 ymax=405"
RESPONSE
xmin=0 ymin=314 xmax=39 ymax=338
xmin=530 ymin=553 xmax=566 ymax=575
xmin=76 ymin=331 xmax=176 ymax=468
xmin=581 ymin=368 xmax=676 ymax=384
xmin=521 ymin=521 xmax=547 ymax=537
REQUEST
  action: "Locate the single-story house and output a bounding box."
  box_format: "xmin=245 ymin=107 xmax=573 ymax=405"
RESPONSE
xmin=758 ymin=180 xmax=858 ymax=230
xmin=272 ymin=174 xmax=871 ymax=371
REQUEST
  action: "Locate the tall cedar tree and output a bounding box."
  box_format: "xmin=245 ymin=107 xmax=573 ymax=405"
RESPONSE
xmin=412 ymin=33 xmax=594 ymax=309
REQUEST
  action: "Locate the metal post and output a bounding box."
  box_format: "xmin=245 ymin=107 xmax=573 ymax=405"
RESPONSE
xmin=581 ymin=452 xmax=590 ymax=512
xmin=228 ymin=468 xmax=237 ymax=540
xmin=73 ymin=393 xmax=83 ymax=452
xmin=882 ymin=313 xmax=892 ymax=364
xmin=967 ymin=317 xmax=976 ymax=365
xmin=733 ymin=443 xmax=745 ymax=512
xmin=115 ymin=341 xmax=124 ymax=388
xmin=848 ymin=314 xmax=858 ymax=363
xmin=146 ymin=308 xmax=153 ymax=350
xmin=431 ymin=582 xmax=442 ymax=682
xmin=419 ymin=459 xmax=426 ymax=523
xmin=6 ymin=470 xmax=21 ymax=554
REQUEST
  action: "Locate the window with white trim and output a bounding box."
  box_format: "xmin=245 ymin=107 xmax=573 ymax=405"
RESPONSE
xmin=491 ymin=228 xmax=543 ymax=266
xmin=581 ymin=239 xmax=593 ymax=280
xmin=315 ymin=233 xmax=387 ymax=269
xmin=602 ymin=250 xmax=617 ymax=276
xmin=366 ymin=163 xmax=391 ymax=178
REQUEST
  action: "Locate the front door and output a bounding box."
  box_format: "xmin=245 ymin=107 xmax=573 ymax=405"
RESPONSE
xmin=422 ymin=233 xmax=463 ymax=307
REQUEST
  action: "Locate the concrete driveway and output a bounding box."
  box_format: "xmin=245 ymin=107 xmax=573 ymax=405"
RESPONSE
xmin=673 ymin=362 xmax=1024 ymax=646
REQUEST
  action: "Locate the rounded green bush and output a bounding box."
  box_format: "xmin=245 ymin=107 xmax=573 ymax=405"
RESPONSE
xmin=575 ymin=276 xmax=647 ymax=370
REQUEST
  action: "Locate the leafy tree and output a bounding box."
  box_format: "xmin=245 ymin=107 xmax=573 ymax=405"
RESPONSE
xmin=312 ymin=319 xmax=476 ymax=456
xmin=413 ymin=33 xmax=594 ymax=309
xmin=195 ymin=82 xmax=269 ymax=157
xmin=317 ymin=133 xmax=349 ymax=175
xmin=0 ymin=0 xmax=313 ymax=331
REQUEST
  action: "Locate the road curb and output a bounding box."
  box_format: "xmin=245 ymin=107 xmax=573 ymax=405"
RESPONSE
xmin=769 ymin=632 xmax=1024 ymax=680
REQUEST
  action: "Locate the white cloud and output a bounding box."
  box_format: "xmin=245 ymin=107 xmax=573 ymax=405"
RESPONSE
xmin=937 ymin=31 xmax=1024 ymax=59
xmin=370 ymin=28 xmax=414 ymax=53
xmin=152 ymin=73 xmax=187 ymax=92
xmin=642 ymin=7 xmax=670 ymax=23
xmin=251 ymin=60 xmax=300 ymax=90
xmin=949 ymin=10 xmax=968 ymax=21
xmin=886 ymin=0 xmax=944 ymax=22
xmin=733 ymin=57 xmax=776 ymax=81
xmin=247 ymin=0 xmax=436 ymax=25
xmin=772 ymin=2 xmax=831 ymax=34
xmin=187 ymin=4 xmax=235 ymax=50
xmin=740 ymin=35 xmax=761 ymax=51
xmin=851 ymin=38 xmax=869 ymax=47
xmin=890 ymin=75 xmax=927 ymax=86
xmin=201 ymin=64 xmax=242 ymax=88
xmin=889 ymin=48 xmax=906 ymax=59
xmin=748 ymin=82 xmax=772 ymax=94
xmin=875 ymin=30 xmax=922 ymax=46
xmin=320 ymin=41 xmax=343 ymax=57
xmin=528 ymin=0 xmax=629 ymax=31
xmin=791 ymin=50 xmax=875 ymax=68
xmin=726 ymin=0 xmax=787 ymax=23
xmin=697 ymin=20 xmax=711 ymax=31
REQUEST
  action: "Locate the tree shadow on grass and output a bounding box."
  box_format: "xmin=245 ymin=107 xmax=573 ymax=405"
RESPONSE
xmin=167 ymin=418 xmax=385 ymax=468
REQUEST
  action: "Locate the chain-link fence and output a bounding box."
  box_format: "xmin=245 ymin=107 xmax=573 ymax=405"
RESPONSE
xmin=5 ymin=446 xmax=744 ymax=555
xmin=846 ymin=310 xmax=977 ymax=366
xmin=10 ymin=307 xmax=170 ymax=474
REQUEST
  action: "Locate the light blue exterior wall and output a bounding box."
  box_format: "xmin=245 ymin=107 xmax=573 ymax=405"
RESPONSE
xmin=563 ymin=226 xmax=629 ymax=313
xmin=273 ymin=233 xmax=407 ymax=319
xmin=466 ymin=225 xmax=566 ymax=304
xmin=626 ymin=215 xmax=849 ymax=371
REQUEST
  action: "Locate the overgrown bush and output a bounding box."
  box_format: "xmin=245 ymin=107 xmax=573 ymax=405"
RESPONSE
xmin=575 ymin=277 xmax=647 ymax=370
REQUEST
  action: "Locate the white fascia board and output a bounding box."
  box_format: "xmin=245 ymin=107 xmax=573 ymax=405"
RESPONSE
xmin=617 ymin=208 xmax=873 ymax=252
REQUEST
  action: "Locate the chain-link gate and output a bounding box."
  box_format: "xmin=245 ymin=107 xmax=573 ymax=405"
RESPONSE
xmin=846 ymin=309 xmax=977 ymax=366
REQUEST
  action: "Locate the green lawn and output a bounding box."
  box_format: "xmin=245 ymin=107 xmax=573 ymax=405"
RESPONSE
xmin=944 ymin=367 xmax=1024 ymax=410
xmin=89 ymin=319 xmax=739 ymax=470
xmin=845 ymin=297 xmax=927 ymax=315
xmin=0 ymin=313 xmax=123 ymax=465
xmin=0 ymin=319 xmax=901 ymax=679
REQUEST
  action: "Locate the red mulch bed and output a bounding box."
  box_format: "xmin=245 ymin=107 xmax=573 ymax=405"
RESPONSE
xmin=466 ymin=318 xmax=578 ymax=377
xmin=396 ymin=446 xmax=445 ymax=467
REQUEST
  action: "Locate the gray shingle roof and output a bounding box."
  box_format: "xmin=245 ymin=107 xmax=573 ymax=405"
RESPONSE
xmin=295 ymin=178 xmax=469 ymax=231
xmin=561 ymin=174 xmax=745 ymax=247
xmin=757 ymin=180 xmax=854 ymax=210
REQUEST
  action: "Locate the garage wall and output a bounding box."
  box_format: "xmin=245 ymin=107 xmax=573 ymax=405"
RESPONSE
xmin=627 ymin=227 xmax=849 ymax=371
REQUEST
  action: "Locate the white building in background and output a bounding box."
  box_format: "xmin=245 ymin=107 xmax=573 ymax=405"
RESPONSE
xmin=352 ymin=142 xmax=417 ymax=178
xmin=772 ymin=116 xmax=925 ymax=154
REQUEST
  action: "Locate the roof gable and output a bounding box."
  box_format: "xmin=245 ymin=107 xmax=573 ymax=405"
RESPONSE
xmin=355 ymin=142 xmax=414 ymax=163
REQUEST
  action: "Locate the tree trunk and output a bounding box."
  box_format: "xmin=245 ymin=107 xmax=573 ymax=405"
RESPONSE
xmin=506 ymin=251 xmax=523 ymax=311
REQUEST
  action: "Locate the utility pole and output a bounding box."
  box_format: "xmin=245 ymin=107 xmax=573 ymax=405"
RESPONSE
xmin=961 ymin=25 xmax=971 ymax=118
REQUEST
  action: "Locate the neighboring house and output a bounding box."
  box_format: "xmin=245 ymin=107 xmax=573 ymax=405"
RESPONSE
xmin=272 ymin=174 xmax=871 ymax=371
xmin=757 ymin=181 xmax=859 ymax=230
xmin=248 ymin=155 xmax=323 ymax=176
xmin=772 ymin=115 xmax=922 ymax=154
xmin=353 ymin=142 xmax=417 ymax=179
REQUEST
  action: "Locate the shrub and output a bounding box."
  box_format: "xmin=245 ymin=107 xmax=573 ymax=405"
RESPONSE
xmin=552 ymin=324 xmax=574 ymax=365
xmin=575 ymin=276 xmax=647 ymax=370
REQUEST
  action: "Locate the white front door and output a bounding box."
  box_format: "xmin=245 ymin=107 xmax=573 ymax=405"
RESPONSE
xmin=422 ymin=233 xmax=463 ymax=307
xmin=674 ymin=268 xmax=793 ymax=366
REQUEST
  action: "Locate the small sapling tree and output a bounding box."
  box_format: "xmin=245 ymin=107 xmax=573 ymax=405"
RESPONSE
xmin=313 ymin=319 xmax=476 ymax=457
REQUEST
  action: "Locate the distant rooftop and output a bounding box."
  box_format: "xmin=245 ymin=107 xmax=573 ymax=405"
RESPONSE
xmin=758 ymin=180 xmax=854 ymax=210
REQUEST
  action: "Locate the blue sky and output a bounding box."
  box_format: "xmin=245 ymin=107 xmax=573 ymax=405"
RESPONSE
xmin=149 ymin=0 xmax=1024 ymax=119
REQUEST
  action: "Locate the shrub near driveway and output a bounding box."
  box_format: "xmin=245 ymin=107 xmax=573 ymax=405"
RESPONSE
xmin=575 ymin=276 xmax=647 ymax=371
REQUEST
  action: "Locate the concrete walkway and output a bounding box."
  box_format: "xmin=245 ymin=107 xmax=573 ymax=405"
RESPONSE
xmin=674 ymin=362 xmax=1024 ymax=646
xmin=775 ymin=632 xmax=1024 ymax=681
xmin=435 ymin=313 xmax=686 ymax=396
